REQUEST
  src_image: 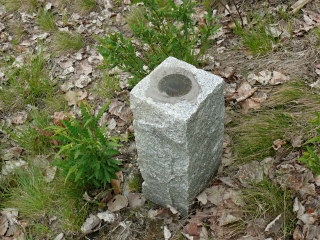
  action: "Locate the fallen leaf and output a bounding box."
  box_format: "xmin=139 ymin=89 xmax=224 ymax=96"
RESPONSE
xmin=0 ymin=215 xmax=8 ymax=236
xmin=53 ymin=233 xmax=64 ymax=240
xmin=127 ymin=193 xmax=146 ymax=209
xmin=205 ymin=186 xmax=226 ymax=205
xmin=272 ymin=139 xmax=286 ymax=150
xmin=264 ymin=214 xmax=283 ymax=234
xmin=298 ymin=212 xmax=316 ymax=224
xmin=218 ymin=213 xmax=240 ymax=226
xmin=107 ymin=195 xmax=128 ymax=212
xmin=44 ymin=166 xmax=57 ymax=183
xmin=1 ymin=160 xmax=27 ymax=176
xmin=75 ymin=75 xmax=92 ymax=88
xmin=76 ymin=60 xmax=93 ymax=75
xmin=11 ymin=111 xmax=28 ymax=125
xmin=164 ymin=225 xmax=171 ymax=240
xmin=80 ymin=214 xmax=101 ymax=234
xmin=109 ymin=100 xmax=132 ymax=122
xmin=76 ymin=90 xmax=88 ymax=101
xmin=309 ymin=79 xmax=320 ymax=89
xmin=196 ymin=191 xmax=208 ymax=205
xmin=65 ymin=91 xmax=77 ymax=106
xmin=293 ymin=197 xmax=305 ymax=217
xmin=291 ymin=0 xmax=312 ymax=14
xmin=219 ymin=66 xmax=236 ymax=79
xmin=315 ymin=175 xmax=320 ymax=186
xmin=111 ymin=171 xmax=123 ymax=195
xmin=53 ymin=111 xmax=74 ymax=127
xmin=240 ymin=98 xmax=261 ymax=114
xmin=97 ymin=210 xmax=117 ymax=223
xmin=185 ymin=222 xmax=200 ymax=236
xmin=270 ymin=71 xmax=289 ymax=85
xmin=236 ymin=81 xmax=257 ymax=102
xmin=291 ymin=135 xmax=303 ymax=148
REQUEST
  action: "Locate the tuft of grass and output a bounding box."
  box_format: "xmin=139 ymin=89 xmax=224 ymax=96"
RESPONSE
xmin=52 ymin=31 xmax=84 ymax=53
xmin=128 ymin=172 xmax=143 ymax=192
xmin=1 ymin=0 xmax=39 ymax=12
xmin=10 ymin=110 xmax=52 ymax=156
xmin=241 ymin=179 xmax=295 ymax=239
xmin=233 ymin=14 xmax=279 ymax=55
xmin=1 ymin=165 xmax=88 ymax=238
xmin=229 ymin=110 xmax=293 ymax=163
xmin=0 ymin=49 xmax=56 ymax=112
xmin=78 ymin=0 xmax=97 ymax=13
xmin=92 ymin=72 xmax=121 ymax=99
xmin=229 ymin=81 xmax=320 ymax=164
xmin=37 ymin=9 xmax=57 ymax=32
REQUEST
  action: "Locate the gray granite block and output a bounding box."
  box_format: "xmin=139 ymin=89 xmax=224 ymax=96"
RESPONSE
xmin=130 ymin=57 xmax=224 ymax=216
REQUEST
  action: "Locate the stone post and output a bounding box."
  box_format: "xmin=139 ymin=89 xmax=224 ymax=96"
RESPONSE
xmin=130 ymin=57 xmax=224 ymax=216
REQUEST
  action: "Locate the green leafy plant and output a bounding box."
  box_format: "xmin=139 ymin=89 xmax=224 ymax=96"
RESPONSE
xmin=48 ymin=102 xmax=122 ymax=188
xmin=97 ymin=0 xmax=220 ymax=87
xmin=298 ymin=113 xmax=320 ymax=175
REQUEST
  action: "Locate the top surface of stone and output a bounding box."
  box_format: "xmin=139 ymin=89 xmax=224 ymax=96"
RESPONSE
xmin=130 ymin=57 xmax=224 ymax=120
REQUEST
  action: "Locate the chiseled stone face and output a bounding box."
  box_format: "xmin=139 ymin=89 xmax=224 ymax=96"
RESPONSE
xmin=130 ymin=57 xmax=225 ymax=216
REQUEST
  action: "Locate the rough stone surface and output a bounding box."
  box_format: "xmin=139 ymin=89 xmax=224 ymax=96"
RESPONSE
xmin=130 ymin=57 xmax=224 ymax=216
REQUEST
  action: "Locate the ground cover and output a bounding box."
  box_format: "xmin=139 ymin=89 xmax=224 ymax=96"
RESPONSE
xmin=0 ymin=0 xmax=320 ymax=239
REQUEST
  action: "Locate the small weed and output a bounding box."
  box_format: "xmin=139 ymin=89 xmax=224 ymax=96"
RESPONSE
xmin=93 ymin=72 xmax=120 ymax=99
xmin=37 ymin=9 xmax=57 ymax=31
xmin=53 ymin=31 xmax=84 ymax=53
xmin=241 ymin=179 xmax=295 ymax=238
xmin=233 ymin=14 xmax=279 ymax=55
xmin=48 ymin=102 xmax=122 ymax=188
xmin=98 ymin=0 xmax=220 ymax=87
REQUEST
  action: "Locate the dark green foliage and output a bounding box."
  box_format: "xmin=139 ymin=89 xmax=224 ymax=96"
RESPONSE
xmin=298 ymin=113 xmax=320 ymax=175
xmin=97 ymin=0 xmax=220 ymax=87
xmin=48 ymin=102 xmax=122 ymax=188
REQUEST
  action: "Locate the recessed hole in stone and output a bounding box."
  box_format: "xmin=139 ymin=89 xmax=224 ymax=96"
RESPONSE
xmin=158 ymin=74 xmax=192 ymax=97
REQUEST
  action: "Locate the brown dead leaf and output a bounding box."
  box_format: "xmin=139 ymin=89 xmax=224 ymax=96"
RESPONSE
xmin=236 ymin=81 xmax=257 ymax=102
xmin=111 ymin=171 xmax=123 ymax=195
xmin=53 ymin=111 xmax=74 ymax=127
xmin=76 ymin=90 xmax=88 ymax=101
xmin=185 ymin=222 xmax=200 ymax=236
xmin=270 ymin=71 xmax=289 ymax=85
xmin=155 ymin=207 xmax=178 ymax=218
xmin=107 ymin=195 xmax=128 ymax=212
xmin=240 ymin=99 xmax=261 ymax=114
xmin=127 ymin=193 xmax=146 ymax=209
xmin=80 ymin=214 xmax=101 ymax=234
xmin=76 ymin=60 xmax=93 ymax=76
xmin=109 ymin=100 xmax=132 ymax=122
xmin=291 ymin=135 xmax=303 ymax=148
xmin=11 ymin=111 xmax=27 ymax=125
xmin=219 ymin=66 xmax=236 ymax=79
xmin=65 ymin=91 xmax=77 ymax=106
xmin=264 ymin=214 xmax=283 ymax=234
xmin=272 ymin=139 xmax=286 ymax=150
xmin=0 ymin=215 xmax=8 ymax=236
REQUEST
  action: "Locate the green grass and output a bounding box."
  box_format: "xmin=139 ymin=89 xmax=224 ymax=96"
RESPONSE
xmin=53 ymin=31 xmax=84 ymax=53
xmin=78 ymin=0 xmax=97 ymax=12
xmin=37 ymin=9 xmax=57 ymax=32
xmin=93 ymin=72 xmax=121 ymax=99
xmin=233 ymin=14 xmax=279 ymax=55
xmin=241 ymin=179 xmax=295 ymax=239
xmin=128 ymin=172 xmax=143 ymax=192
xmin=1 ymin=0 xmax=39 ymax=12
xmin=10 ymin=110 xmax=52 ymax=156
xmin=0 ymin=49 xmax=56 ymax=112
xmin=228 ymin=81 xmax=320 ymax=164
xmin=1 ymin=165 xmax=88 ymax=239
